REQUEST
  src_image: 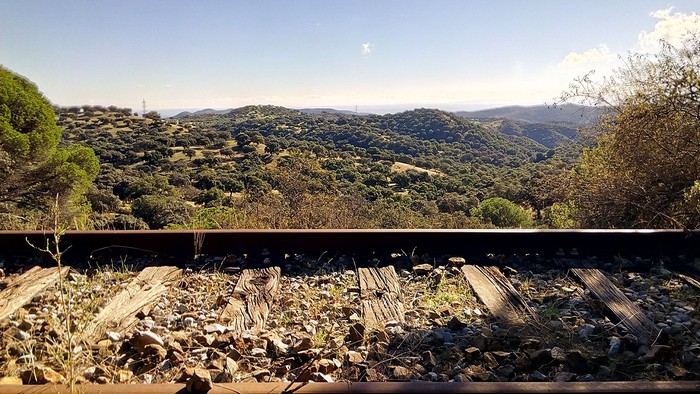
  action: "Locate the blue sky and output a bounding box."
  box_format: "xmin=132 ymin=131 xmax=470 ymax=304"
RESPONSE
xmin=1 ymin=1 xmax=699 ymax=115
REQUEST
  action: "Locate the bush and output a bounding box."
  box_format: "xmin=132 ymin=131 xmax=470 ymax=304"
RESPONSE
xmin=131 ymin=195 xmax=192 ymax=229
xmin=470 ymin=197 xmax=533 ymax=228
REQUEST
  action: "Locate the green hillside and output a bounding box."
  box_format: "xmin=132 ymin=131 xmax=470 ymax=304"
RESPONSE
xmin=54 ymin=105 xmax=576 ymax=230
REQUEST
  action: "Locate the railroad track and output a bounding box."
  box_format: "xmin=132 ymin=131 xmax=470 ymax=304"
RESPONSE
xmin=0 ymin=229 xmax=698 ymax=393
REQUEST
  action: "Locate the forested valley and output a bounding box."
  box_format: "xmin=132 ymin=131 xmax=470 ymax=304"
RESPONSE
xmin=2 ymin=35 xmax=699 ymax=231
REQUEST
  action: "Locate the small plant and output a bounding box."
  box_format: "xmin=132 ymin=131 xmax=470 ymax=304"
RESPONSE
xmin=26 ymin=195 xmax=78 ymax=392
xmin=539 ymin=299 xmax=564 ymax=323
xmin=312 ymin=327 xmax=330 ymax=347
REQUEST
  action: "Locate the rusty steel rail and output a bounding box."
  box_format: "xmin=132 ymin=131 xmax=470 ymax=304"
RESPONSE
xmin=0 ymin=229 xmax=698 ymax=266
xmin=1 ymin=381 xmax=699 ymax=394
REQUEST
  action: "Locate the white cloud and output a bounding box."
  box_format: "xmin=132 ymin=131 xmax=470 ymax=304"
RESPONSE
xmin=557 ymin=44 xmax=614 ymax=68
xmin=362 ymin=42 xmax=374 ymax=55
xmin=638 ymin=8 xmax=700 ymax=52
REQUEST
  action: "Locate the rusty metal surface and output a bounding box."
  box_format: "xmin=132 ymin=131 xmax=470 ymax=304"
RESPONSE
xmin=0 ymin=229 xmax=698 ymax=265
xmin=0 ymin=381 xmax=698 ymax=394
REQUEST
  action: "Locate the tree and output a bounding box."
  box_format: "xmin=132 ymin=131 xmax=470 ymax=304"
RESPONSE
xmin=559 ymin=33 xmax=700 ymax=228
xmin=131 ymin=194 xmax=192 ymax=229
xmin=470 ymin=197 xmax=533 ymax=228
xmin=144 ymin=111 xmax=161 ymax=120
xmin=0 ymin=66 xmax=99 ymax=225
xmin=183 ymin=147 xmax=196 ymax=160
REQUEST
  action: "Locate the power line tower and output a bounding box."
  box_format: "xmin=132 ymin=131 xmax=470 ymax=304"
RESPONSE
xmin=142 ymin=98 xmax=146 ymax=116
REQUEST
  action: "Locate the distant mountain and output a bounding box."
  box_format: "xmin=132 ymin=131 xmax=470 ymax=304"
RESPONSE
xmin=481 ymin=118 xmax=579 ymax=149
xmin=298 ymin=108 xmax=369 ymax=116
xmin=172 ymin=108 xmax=233 ymax=118
xmin=455 ymin=103 xmax=608 ymax=125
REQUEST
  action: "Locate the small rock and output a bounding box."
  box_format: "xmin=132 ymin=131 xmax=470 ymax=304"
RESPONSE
xmin=472 ymin=334 xmax=488 ymax=351
xmin=565 ymin=351 xmax=590 ymax=373
xmin=521 ymin=338 xmax=541 ymax=350
xmin=268 ymin=338 xmax=290 ymax=354
xmin=528 ymin=349 xmax=552 ymax=367
xmin=223 ymin=266 xmax=241 ymax=274
xmin=252 ymin=369 xmax=271 ymax=381
xmin=550 ymin=347 xmax=566 ymax=361
xmin=310 ymin=372 xmax=333 ymax=382
xmin=250 ymin=347 xmax=267 ymax=357
xmin=21 ymin=365 xmax=64 ymax=384
xmin=346 ymin=350 xmax=364 ymax=364
xmin=144 ymin=344 xmax=168 ymax=361
xmin=316 ymin=359 xmax=338 ymax=374
xmin=131 ymin=330 xmax=164 ymax=351
xmin=608 ymin=337 xmax=622 ymax=356
xmin=342 ymin=306 xmax=358 ymax=317
xmin=183 ymin=316 xmax=196 ymax=327
xmin=349 ymin=322 xmax=365 ymax=342
xmin=555 ymin=372 xmax=576 ymax=382
xmin=578 ymin=324 xmax=595 ymax=340
xmin=194 ymin=334 xmax=215 ymax=346
xmin=482 ymin=352 xmax=499 ymax=370
xmin=203 ymin=323 xmax=227 ymax=334
xmin=186 ymin=368 xmax=212 ymax=393
xmin=422 ymin=350 xmax=437 ymax=367
xmin=225 ymin=357 xmax=238 ymax=375
xmin=83 ymin=366 xmax=97 ymax=380
xmin=106 ymin=331 xmax=121 ymax=342
xmin=642 ymin=345 xmax=673 ymax=362
xmin=96 ymin=339 xmax=113 ymax=356
xmin=116 ymin=369 xmax=133 ymax=383
xmin=294 ymin=337 xmax=314 ymax=352
xmin=447 ymin=316 xmax=466 ymax=330
xmin=390 ymin=365 xmax=412 ymax=380
xmin=464 ymin=346 xmax=481 ymax=360
xmin=364 ymin=368 xmax=387 ymax=382
xmin=447 ymin=257 xmax=466 ymax=267
xmin=17 ymin=320 xmax=32 ymax=331
xmin=576 ymin=374 xmax=595 ymax=382
xmin=14 ymin=330 xmax=30 ymax=341
xmin=412 ymin=263 xmax=433 ymax=275
xmin=529 ymin=371 xmax=548 ymax=381
xmin=497 ymin=364 xmax=515 ymax=377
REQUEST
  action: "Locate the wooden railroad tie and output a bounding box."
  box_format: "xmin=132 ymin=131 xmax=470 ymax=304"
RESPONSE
xmin=82 ymin=266 xmax=182 ymax=341
xmin=461 ymin=265 xmax=534 ymax=325
xmin=0 ymin=266 xmax=70 ymax=321
xmin=572 ymin=268 xmax=660 ymax=345
xmin=221 ymin=266 xmax=281 ymax=333
xmin=359 ymin=266 xmax=405 ymax=329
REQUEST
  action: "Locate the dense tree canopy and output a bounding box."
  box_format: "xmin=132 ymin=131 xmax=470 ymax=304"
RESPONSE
xmin=560 ymin=33 xmax=700 ymax=228
xmin=0 ymin=66 xmax=99 ymax=228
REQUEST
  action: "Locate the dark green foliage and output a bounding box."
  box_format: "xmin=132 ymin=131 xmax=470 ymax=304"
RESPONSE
xmin=470 ymin=197 xmax=533 ymax=228
xmin=131 ymin=195 xmax=192 ymax=229
xmin=52 ymin=100 xmax=593 ymax=229
xmin=0 ymin=66 xmax=99 ymax=226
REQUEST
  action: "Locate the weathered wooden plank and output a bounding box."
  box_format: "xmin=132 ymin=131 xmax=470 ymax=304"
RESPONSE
xmin=83 ymin=266 xmax=181 ymax=340
xmin=572 ymin=268 xmax=660 ymax=345
xmin=221 ymin=266 xmax=280 ymax=333
xmin=677 ymin=273 xmax=700 ymax=290
xmin=359 ymin=266 xmax=404 ymax=329
xmin=0 ymin=266 xmax=70 ymax=320
xmin=461 ymin=265 xmax=533 ymax=325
